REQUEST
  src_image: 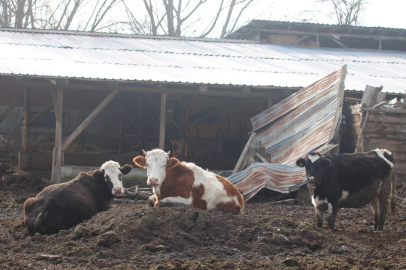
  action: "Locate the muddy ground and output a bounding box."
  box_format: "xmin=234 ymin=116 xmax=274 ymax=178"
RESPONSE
xmin=1 ymin=172 xmax=406 ymax=269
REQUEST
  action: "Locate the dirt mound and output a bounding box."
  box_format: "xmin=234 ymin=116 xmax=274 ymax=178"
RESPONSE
xmin=1 ymin=198 xmax=406 ymax=269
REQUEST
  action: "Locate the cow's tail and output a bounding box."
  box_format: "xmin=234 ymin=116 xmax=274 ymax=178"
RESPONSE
xmin=387 ymin=152 xmax=396 ymax=216
xmin=389 ymin=169 xmax=396 ymax=215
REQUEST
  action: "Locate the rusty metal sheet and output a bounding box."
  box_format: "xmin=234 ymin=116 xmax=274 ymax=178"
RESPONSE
xmin=228 ymin=162 xmax=306 ymax=201
xmin=229 ymin=66 xmax=346 ymax=200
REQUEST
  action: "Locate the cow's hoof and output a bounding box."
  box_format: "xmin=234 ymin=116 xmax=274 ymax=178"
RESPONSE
xmin=147 ymin=195 xmax=156 ymax=207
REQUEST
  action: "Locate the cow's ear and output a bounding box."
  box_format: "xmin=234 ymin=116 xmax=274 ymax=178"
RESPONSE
xmin=120 ymin=164 xmax=133 ymax=175
xmin=321 ymin=158 xmax=332 ymax=168
xmin=296 ymin=158 xmax=306 ymax=167
xmin=167 ymin=157 xmax=179 ymax=169
xmin=92 ymin=169 xmax=104 ymax=180
xmin=133 ymin=156 xmax=146 ymax=168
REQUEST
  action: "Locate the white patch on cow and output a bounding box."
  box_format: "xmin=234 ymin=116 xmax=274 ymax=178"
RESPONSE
xmin=184 ymin=162 xmax=242 ymax=211
xmin=308 ymin=154 xmax=320 ymax=163
xmin=377 ymin=181 xmax=382 ymax=194
xmin=373 ymin=148 xmax=394 ymax=168
xmin=340 ymin=190 xmax=349 ymax=201
xmin=101 ymin=161 xmax=124 ymax=195
xmin=161 ymin=196 xmax=192 ymax=205
xmin=144 ymin=149 xmax=170 ymax=188
xmin=327 ymin=202 xmax=333 ymax=215
xmin=312 ymin=195 xmax=330 ymax=211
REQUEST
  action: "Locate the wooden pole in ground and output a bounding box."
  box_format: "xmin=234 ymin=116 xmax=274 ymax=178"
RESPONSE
xmin=51 ymin=87 xmax=63 ymax=184
xmin=22 ymin=87 xmax=30 ymax=153
xmin=159 ymin=93 xmax=167 ymax=150
xmin=232 ymin=132 xmax=256 ymax=175
xmin=62 ymin=90 xmax=119 ymax=151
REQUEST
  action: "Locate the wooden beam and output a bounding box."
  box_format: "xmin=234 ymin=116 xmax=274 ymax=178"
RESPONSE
xmin=159 ymin=93 xmax=166 ymax=150
xmin=29 ymin=90 xmax=78 ymax=124
xmin=0 ymin=92 xmax=24 ymax=124
xmin=51 ymin=87 xmax=63 ymax=184
xmin=22 ymin=87 xmax=30 ymax=153
xmin=232 ymin=132 xmax=257 ymax=175
xmin=328 ymin=36 xmax=348 ymax=48
xmin=144 ymin=93 xmax=181 ymax=131
xmin=289 ymin=35 xmax=310 ymax=45
xmin=62 ymin=90 xmax=119 ymax=151
xmin=24 ymin=82 xmax=278 ymax=98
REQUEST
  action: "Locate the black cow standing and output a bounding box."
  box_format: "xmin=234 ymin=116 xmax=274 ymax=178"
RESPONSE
xmin=296 ymin=149 xmax=395 ymax=230
xmin=24 ymin=161 xmax=132 ymax=234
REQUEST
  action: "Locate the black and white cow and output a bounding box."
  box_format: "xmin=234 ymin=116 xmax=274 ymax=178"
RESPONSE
xmin=296 ymin=149 xmax=395 ymax=230
xmin=24 ymin=161 xmax=132 ymax=234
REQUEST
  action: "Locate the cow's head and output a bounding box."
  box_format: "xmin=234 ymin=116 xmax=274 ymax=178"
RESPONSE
xmin=133 ymin=149 xmax=179 ymax=188
xmin=92 ymin=161 xmax=132 ymax=195
xmin=296 ymin=152 xmax=331 ymax=184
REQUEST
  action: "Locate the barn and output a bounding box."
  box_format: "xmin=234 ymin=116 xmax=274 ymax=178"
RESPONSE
xmin=0 ymin=21 xmax=405 ymax=190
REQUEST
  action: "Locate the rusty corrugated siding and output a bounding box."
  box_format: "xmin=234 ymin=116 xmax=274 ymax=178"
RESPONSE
xmin=229 ymin=66 xmax=346 ymax=200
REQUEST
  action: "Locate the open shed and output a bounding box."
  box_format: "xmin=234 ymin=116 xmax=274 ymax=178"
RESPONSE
xmin=0 ymin=28 xmax=405 ymax=185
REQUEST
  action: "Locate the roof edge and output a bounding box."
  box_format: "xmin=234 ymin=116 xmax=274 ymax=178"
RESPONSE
xmin=0 ymin=27 xmax=259 ymax=43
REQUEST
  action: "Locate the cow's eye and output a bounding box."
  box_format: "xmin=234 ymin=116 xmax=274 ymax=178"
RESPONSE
xmin=163 ymin=164 xmax=166 ymax=167
xmin=119 ymin=174 xmax=122 ymax=181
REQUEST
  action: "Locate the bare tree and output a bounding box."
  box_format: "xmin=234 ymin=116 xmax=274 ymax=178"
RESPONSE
xmin=0 ymin=0 xmax=120 ymax=31
xmin=123 ymin=0 xmax=259 ymax=38
xmin=318 ymin=0 xmax=369 ymax=25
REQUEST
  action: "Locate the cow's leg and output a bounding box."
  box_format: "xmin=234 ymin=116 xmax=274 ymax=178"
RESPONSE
xmin=326 ymin=202 xmax=338 ymax=230
xmin=377 ymin=194 xmax=389 ymax=231
xmin=370 ymin=196 xmax=379 ymax=230
xmin=315 ymin=207 xmax=324 ymax=228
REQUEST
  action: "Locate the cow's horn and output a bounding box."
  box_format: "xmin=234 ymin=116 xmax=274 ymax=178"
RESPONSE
xmin=142 ymin=149 xmax=147 ymax=156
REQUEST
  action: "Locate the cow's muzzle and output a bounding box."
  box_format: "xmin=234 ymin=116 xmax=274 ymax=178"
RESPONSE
xmin=113 ymin=187 xmax=123 ymax=195
xmin=147 ymin=178 xmax=159 ymax=186
xmin=307 ymin=176 xmax=315 ymax=184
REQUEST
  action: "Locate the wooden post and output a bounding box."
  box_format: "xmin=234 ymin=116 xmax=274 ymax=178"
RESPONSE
xmin=22 ymin=87 xmax=30 ymax=153
xmin=138 ymin=93 xmax=143 ymax=149
xmin=159 ymin=93 xmax=166 ymax=150
xmin=51 ymin=87 xmax=63 ymax=184
xmin=232 ymin=132 xmax=256 ymax=175
xmin=62 ymin=90 xmax=119 ymax=151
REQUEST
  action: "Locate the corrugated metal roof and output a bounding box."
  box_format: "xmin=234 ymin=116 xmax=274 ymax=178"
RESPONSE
xmin=0 ymin=29 xmax=405 ymax=93
xmin=229 ymin=66 xmax=346 ymax=200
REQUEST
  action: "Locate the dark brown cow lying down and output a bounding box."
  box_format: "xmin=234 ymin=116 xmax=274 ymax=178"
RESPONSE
xmin=24 ymin=161 xmax=132 ymax=234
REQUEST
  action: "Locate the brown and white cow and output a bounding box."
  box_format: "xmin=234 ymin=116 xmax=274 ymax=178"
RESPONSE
xmin=24 ymin=161 xmax=132 ymax=234
xmin=133 ymin=149 xmax=244 ymax=214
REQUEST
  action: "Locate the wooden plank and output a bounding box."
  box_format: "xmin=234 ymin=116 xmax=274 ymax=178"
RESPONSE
xmin=29 ymin=90 xmax=78 ymax=124
xmin=51 ymin=88 xmax=63 ymax=184
xmin=25 ymin=82 xmax=280 ymax=99
xmin=363 ymin=107 xmax=406 ymax=114
xmin=0 ymin=92 xmax=24 ymax=124
xmin=328 ymin=36 xmax=348 ymax=48
xmin=368 ymin=113 xmax=406 ymax=124
xmin=361 ymin=85 xmax=380 ymax=106
xmin=376 ymin=92 xmax=387 ymax=104
xmin=62 ymin=90 xmax=119 ymax=151
xmin=159 ymin=93 xmax=166 ymax=150
xmin=22 ymin=87 xmax=30 ymax=153
xmin=232 ymin=132 xmax=256 ymax=175
xmin=289 ymin=35 xmax=309 ymax=45
xmin=364 ymin=139 xmax=406 ymax=152
xmin=356 ymin=86 xmax=381 ymax=152
xmin=254 ymin=151 xmax=269 ymax=163
xmin=364 ymin=122 xmax=406 ymax=134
